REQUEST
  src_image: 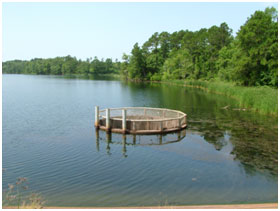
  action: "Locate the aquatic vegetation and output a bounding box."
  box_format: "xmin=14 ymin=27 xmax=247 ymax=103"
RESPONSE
xmin=3 ymin=177 xmax=45 ymax=209
xmin=165 ymin=80 xmax=277 ymax=116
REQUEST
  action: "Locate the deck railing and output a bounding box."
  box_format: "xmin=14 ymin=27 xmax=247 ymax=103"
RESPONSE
xmin=95 ymin=106 xmax=187 ymax=134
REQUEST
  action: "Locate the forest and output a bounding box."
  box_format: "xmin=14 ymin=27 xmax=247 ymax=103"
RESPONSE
xmin=2 ymin=7 xmax=278 ymax=87
xmin=3 ymin=56 xmax=121 ymax=76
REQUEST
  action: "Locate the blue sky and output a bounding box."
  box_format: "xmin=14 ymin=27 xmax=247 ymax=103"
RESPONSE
xmin=2 ymin=2 xmax=278 ymax=61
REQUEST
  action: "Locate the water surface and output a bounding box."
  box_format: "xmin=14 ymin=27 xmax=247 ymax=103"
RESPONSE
xmin=3 ymin=74 xmax=278 ymax=207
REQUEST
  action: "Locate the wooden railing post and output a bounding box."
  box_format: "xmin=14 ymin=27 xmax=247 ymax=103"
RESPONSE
xmin=95 ymin=106 xmax=99 ymax=128
xmin=122 ymin=109 xmax=127 ymax=133
xmin=132 ymin=121 xmax=136 ymax=131
xmin=159 ymin=121 xmax=163 ymax=131
xmin=106 ymin=108 xmax=110 ymax=130
xmin=178 ymin=118 xmax=181 ymax=128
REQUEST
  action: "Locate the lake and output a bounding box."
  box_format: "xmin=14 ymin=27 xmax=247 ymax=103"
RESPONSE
xmin=2 ymin=74 xmax=278 ymax=207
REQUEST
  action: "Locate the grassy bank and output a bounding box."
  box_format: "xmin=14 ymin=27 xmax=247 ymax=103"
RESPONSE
xmin=159 ymin=80 xmax=278 ymax=116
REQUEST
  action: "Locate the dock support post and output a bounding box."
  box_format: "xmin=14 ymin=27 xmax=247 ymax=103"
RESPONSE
xmin=159 ymin=134 xmax=163 ymax=145
xmin=122 ymin=109 xmax=127 ymax=133
xmin=95 ymin=128 xmax=100 ymax=152
xmin=178 ymin=131 xmax=181 ymax=139
xmin=106 ymin=108 xmax=110 ymax=131
xmin=95 ymin=106 xmax=99 ymax=128
xmin=178 ymin=118 xmax=182 ymax=128
xmin=133 ymin=135 xmax=136 ymax=145
xmin=182 ymin=129 xmax=187 ymax=136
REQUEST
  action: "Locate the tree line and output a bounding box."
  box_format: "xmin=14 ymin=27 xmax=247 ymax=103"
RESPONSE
xmin=3 ymin=56 xmax=121 ymax=75
xmin=122 ymin=7 xmax=277 ymax=86
xmin=3 ymin=7 xmax=278 ymax=87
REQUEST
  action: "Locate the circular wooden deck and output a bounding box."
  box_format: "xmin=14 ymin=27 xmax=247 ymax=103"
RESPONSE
xmin=95 ymin=107 xmax=187 ymax=134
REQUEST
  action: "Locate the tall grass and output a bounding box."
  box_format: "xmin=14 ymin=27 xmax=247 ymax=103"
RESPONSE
xmin=163 ymin=79 xmax=278 ymax=116
xmin=3 ymin=177 xmax=45 ymax=209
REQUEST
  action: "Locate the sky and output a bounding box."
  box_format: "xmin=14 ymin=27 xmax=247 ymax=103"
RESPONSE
xmin=2 ymin=2 xmax=278 ymax=62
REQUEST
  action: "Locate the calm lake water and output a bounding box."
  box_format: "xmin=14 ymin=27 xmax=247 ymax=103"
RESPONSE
xmin=2 ymin=74 xmax=278 ymax=207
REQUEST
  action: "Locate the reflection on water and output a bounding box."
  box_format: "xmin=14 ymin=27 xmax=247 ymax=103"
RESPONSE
xmin=188 ymin=116 xmax=278 ymax=177
xmin=124 ymin=81 xmax=278 ymax=177
xmin=58 ymin=74 xmax=119 ymax=81
xmin=95 ymin=129 xmax=187 ymax=157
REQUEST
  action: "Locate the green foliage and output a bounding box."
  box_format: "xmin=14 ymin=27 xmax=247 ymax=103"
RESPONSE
xmin=120 ymin=53 xmax=130 ymax=79
xmin=150 ymin=73 xmax=162 ymax=81
xmin=162 ymin=49 xmax=193 ymax=80
xmin=159 ymin=78 xmax=277 ymax=115
xmin=231 ymin=7 xmax=278 ymax=86
xmin=2 ymin=60 xmax=26 ymax=74
xmin=61 ymin=56 xmax=78 ymax=75
xmin=123 ymin=22 xmax=234 ymax=81
xmin=179 ymin=80 xmax=278 ymax=115
xmin=122 ymin=7 xmax=277 ymax=88
xmin=3 ymin=56 xmax=121 ymax=76
xmin=216 ymin=42 xmax=237 ymax=81
xmin=128 ymin=43 xmax=146 ymax=79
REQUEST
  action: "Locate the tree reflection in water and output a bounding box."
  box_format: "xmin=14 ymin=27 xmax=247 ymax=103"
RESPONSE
xmin=188 ymin=117 xmax=277 ymax=177
xmin=95 ymin=117 xmax=277 ymax=178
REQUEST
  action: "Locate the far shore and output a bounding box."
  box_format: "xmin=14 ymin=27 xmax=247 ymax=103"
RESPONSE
xmin=3 ymin=203 xmax=278 ymax=209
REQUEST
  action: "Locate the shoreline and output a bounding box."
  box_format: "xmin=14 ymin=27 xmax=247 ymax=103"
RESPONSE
xmin=147 ymin=79 xmax=277 ymax=116
xmin=3 ymin=203 xmax=278 ymax=209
